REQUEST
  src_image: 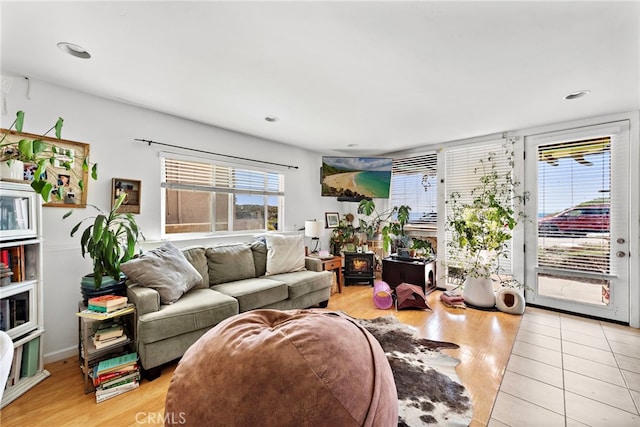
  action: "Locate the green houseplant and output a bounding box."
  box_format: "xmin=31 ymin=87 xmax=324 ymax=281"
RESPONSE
xmin=329 ymin=213 xmax=356 ymax=255
xmin=357 ymin=199 xmax=412 ymax=254
xmin=0 ymin=110 xmax=98 ymax=201
xmin=446 ymin=140 xmax=528 ymax=307
xmin=357 ymin=199 xmax=394 ymax=240
xmin=65 ymin=193 xmax=143 ymax=290
xmin=410 ymin=238 xmax=433 ymax=258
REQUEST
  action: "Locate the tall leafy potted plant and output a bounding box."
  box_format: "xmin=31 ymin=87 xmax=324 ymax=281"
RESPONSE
xmin=446 ymin=141 xmax=528 ymax=307
xmin=64 ymin=194 xmax=143 ymax=301
xmin=383 ymin=205 xmax=412 ymax=256
xmin=357 ymin=199 xmax=394 ymax=241
xmin=1 ymin=110 xmax=97 ymax=201
xmin=357 ymin=200 xmax=413 ymax=255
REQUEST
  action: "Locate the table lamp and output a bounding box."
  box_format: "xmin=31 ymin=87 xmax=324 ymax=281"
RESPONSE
xmin=304 ymin=220 xmax=323 ymax=253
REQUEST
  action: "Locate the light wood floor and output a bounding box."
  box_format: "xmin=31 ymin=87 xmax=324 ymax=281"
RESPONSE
xmin=0 ymin=286 xmax=521 ymax=426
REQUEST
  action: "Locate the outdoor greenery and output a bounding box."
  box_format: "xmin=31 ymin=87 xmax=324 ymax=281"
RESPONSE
xmin=64 ymin=193 xmax=143 ymax=288
xmin=0 ymin=110 xmax=97 ymax=201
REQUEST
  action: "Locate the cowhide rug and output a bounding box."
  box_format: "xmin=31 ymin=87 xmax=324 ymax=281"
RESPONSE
xmin=356 ymin=316 xmax=472 ymax=426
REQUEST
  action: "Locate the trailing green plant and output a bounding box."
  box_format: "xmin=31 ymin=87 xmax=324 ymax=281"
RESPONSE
xmin=1 ymin=110 xmax=98 ymax=201
xmin=446 ymin=139 xmax=529 ymax=282
xmin=64 ymin=193 xmax=143 ymax=288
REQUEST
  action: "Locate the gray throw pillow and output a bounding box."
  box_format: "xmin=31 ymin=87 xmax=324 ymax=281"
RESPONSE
xmin=250 ymin=238 xmax=268 ymax=277
xmin=182 ymin=246 xmax=209 ymax=289
xmin=120 ymin=242 xmax=202 ymax=304
xmin=206 ymin=244 xmax=256 ymax=285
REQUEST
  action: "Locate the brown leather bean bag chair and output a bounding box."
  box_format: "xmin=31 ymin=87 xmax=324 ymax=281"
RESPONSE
xmin=165 ymin=309 xmax=398 ymax=426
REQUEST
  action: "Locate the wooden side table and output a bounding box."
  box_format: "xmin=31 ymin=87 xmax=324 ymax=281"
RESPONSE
xmin=315 ymin=256 xmax=343 ymax=293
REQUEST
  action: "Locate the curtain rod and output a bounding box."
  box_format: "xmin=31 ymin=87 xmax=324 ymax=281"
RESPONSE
xmin=134 ymin=138 xmax=299 ymax=170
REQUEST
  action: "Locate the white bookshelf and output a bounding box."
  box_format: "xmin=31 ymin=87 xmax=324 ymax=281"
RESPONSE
xmin=1 ymin=181 xmax=50 ymax=408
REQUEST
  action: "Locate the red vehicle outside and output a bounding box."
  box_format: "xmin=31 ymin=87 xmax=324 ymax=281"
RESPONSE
xmin=538 ymin=205 xmax=609 ymax=236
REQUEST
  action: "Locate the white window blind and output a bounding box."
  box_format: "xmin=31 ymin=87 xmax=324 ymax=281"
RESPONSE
xmin=391 ymin=152 xmax=438 ymax=224
xmin=537 ymin=137 xmax=611 ymax=274
xmin=163 ymin=158 xmax=284 ymax=196
xmin=444 ymin=140 xmax=514 ymax=275
xmin=161 ymin=157 xmax=284 ymax=234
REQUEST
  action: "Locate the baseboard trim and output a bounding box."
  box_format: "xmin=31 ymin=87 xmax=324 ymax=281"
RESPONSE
xmin=44 ymin=346 xmax=77 ymax=364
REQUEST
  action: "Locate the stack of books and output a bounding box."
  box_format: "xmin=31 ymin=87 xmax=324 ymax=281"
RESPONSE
xmin=77 ymin=295 xmax=135 ymax=320
xmin=93 ymin=352 xmax=140 ymax=403
xmin=92 ymin=323 xmax=128 ymax=350
xmin=0 ymin=262 xmax=12 ymax=286
xmin=88 ymin=295 xmax=129 ymax=313
xmin=1 ymin=245 xmax=24 ymax=282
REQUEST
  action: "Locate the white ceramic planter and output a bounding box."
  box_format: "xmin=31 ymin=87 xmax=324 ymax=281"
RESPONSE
xmin=0 ymin=160 xmax=24 ymax=181
xmin=462 ymin=276 xmax=496 ymax=308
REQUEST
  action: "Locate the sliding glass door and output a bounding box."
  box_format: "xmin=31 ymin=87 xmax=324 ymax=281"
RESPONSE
xmin=523 ymin=122 xmax=630 ymax=322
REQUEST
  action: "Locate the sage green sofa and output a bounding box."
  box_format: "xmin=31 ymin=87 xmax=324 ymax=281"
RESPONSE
xmin=126 ymin=238 xmax=333 ymax=378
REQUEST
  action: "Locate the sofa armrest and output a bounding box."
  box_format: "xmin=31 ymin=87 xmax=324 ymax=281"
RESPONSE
xmin=305 ymin=257 xmax=323 ymax=272
xmin=126 ymin=284 xmax=161 ymax=316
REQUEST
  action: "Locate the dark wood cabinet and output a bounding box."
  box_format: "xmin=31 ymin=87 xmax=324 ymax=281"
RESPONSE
xmin=382 ymin=257 xmax=437 ymax=294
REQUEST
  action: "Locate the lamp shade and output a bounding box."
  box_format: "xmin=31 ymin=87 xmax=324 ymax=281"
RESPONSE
xmin=304 ymin=220 xmax=323 ymax=238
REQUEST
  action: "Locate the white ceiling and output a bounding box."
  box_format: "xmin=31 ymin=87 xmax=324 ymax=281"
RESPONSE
xmin=1 ymin=1 xmax=639 ymax=156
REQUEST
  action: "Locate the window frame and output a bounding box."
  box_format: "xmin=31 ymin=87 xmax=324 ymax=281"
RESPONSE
xmin=389 ymin=151 xmax=438 ymax=228
xmin=161 ymin=154 xmax=284 ymax=237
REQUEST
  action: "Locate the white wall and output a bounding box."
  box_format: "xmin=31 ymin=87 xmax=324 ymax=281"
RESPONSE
xmin=1 ymin=77 xmax=344 ymax=361
xmin=5 ymin=78 xmax=637 ymax=362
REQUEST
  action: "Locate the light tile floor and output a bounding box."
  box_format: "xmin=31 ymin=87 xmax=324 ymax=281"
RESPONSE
xmin=489 ymin=307 xmax=640 ymax=427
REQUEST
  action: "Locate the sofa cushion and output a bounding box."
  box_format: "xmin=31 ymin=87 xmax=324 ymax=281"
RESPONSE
xmin=264 ymin=234 xmax=305 ymax=276
xmin=120 ymin=242 xmax=202 ymax=304
xmin=206 ymin=244 xmax=256 ymax=285
xmin=211 ymin=278 xmax=288 ymax=312
xmin=265 ymin=270 xmax=333 ymax=300
xmin=250 ymin=238 xmax=268 ymax=277
xmin=182 ymin=246 xmax=209 ymax=289
xmin=137 ymin=289 xmax=239 ymax=345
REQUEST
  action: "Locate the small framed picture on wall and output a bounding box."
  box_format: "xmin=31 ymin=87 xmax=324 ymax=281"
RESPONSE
xmin=325 ymin=212 xmax=340 ymax=228
xmin=112 ymin=178 xmax=141 ymax=214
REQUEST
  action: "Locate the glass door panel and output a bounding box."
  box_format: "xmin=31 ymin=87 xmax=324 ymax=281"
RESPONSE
xmin=524 ymin=122 xmax=629 ymax=322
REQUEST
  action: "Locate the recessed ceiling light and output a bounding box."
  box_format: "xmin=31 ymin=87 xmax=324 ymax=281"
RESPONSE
xmin=564 ymin=90 xmax=591 ymax=100
xmin=57 ymin=42 xmax=91 ymax=59
xmin=265 ymin=116 xmax=279 ymax=122
xmin=347 ymin=144 xmax=358 ymax=147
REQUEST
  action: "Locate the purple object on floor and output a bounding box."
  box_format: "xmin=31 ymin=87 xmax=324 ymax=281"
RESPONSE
xmin=373 ymin=281 xmax=393 ymax=309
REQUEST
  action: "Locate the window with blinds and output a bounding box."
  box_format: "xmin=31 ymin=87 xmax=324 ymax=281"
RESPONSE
xmin=162 ymin=157 xmax=284 ymax=234
xmin=536 ymin=137 xmax=611 ymax=304
xmin=444 ymin=140 xmax=514 ymax=277
xmin=390 ymin=153 xmax=438 ymax=224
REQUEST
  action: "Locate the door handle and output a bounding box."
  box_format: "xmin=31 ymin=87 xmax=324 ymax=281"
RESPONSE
xmin=616 ymin=251 xmax=626 ymax=258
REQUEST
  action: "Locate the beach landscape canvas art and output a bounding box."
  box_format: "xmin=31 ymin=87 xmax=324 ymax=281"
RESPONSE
xmin=321 ymin=156 xmax=392 ymax=199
